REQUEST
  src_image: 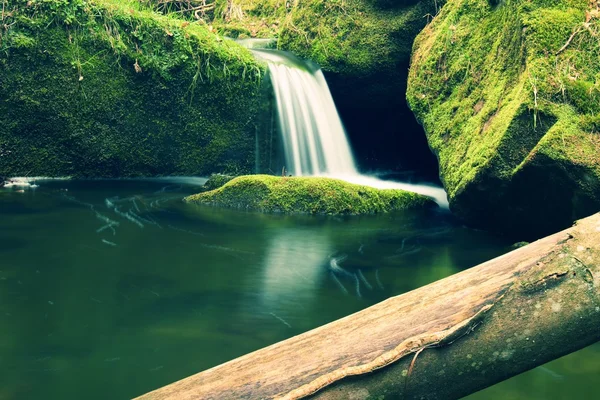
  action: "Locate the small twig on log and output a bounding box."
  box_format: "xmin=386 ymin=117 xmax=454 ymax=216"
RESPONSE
xmin=404 ymin=346 xmax=427 ymax=397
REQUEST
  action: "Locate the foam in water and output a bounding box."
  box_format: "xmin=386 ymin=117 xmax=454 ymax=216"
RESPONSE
xmin=254 ymin=49 xmax=449 ymax=208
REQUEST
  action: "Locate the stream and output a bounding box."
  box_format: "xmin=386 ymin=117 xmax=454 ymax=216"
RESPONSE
xmin=1 ymin=179 xmax=598 ymax=399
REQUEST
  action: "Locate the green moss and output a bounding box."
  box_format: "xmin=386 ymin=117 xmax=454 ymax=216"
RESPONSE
xmin=0 ymin=0 xmax=268 ymax=177
xmin=201 ymin=172 xmax=235 ymax=191
xmin=407 ymin=0 xmax=600 ymax=238
xmin=212 ymin=0 xmax=437 ymax=77
xmin=184 ymin=174 xmax=436 ymax=214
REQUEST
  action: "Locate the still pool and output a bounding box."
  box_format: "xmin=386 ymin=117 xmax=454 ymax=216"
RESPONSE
xmin=0 ymin=179 xmax=598 ymax=399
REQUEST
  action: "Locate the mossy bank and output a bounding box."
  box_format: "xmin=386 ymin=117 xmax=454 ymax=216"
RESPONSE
xmin=184 ymin=175 xmax=436 ymax=214
xmin=0 ymin=0 xmax=268 ymax=177
xmin=407 ymin=0 xmax=600 ymax=238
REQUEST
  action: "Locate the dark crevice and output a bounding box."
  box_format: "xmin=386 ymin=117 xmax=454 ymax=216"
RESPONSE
xmin=324 ymin=60 xmax=441 ymax=185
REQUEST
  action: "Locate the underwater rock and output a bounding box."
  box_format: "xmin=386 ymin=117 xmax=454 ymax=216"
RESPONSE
xmin=0 ymin=0 xmax=267 ymax=178
xmin=184 ymin=175 xmax=436 ymax=214
xmin=407 ymin=0 xmax=600 ymax=238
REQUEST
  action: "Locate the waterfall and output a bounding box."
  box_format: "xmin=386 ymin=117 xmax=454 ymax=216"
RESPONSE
xmin=254 ymin=49 xmax=449 ymax=208
xmin=255 ymin=50 xmax=356 ymax=176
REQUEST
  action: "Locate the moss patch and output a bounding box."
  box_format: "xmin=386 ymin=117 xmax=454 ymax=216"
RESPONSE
xmin=407 ymin=0 xmax=600 ymax=238
xmin=184 ymin=174 xmax=436 ymax=214
xmin=212 ymin=0 xmax=436 ymax=76
xmin=0 ymin=0 xmax=267 ymax=177
xmin=201 ymin=172 xmax=236 ymax=191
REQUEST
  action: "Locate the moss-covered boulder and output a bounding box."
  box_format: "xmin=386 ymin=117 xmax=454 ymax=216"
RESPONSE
xmin=201 ymin=173 xmax=236 ymax=191
xmin=0 ymin=0 xmax=267 ymax=177
xmin=407 ymin=0 xmax=600 ymax=238
xmin=216 ymin=0 xmax=433 ymax=76
xmin=184 ymin=174 xmax=436 ymax=214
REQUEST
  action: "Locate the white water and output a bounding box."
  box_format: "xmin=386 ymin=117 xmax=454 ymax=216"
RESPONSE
xmin=255 ymin=50 xmax=449 ymax=208
xmin=256 ymin=50 xmax=357 ymax=176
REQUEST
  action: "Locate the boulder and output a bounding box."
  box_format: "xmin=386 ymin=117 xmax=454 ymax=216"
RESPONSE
xmin=184 ymin=174 xmax=436 ymax=214
xmin=201 ymin=173 xmax=236 ymax=191
xmin=407 ymin=0 xmax=600 ymax=238
xmin=0 ymin=0 xmax=268 ymax=177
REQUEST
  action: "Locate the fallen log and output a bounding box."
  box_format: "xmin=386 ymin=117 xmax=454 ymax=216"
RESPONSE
xmin=137 ymin=213 xmax=600 ymax=400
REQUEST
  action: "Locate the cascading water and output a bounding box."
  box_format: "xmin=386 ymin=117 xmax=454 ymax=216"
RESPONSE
xmin=254 ymin=50 xmax=357 ymax=176
xmin=254 ymin=49 xmax=449 ymax=208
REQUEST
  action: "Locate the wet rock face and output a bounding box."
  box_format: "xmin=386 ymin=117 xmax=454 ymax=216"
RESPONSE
xmin=407 ymin=0 xmax=600 ymax=239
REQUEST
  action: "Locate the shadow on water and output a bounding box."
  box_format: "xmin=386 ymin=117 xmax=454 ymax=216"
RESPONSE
xmin=0 ymin=179 xmax=598 ymax=400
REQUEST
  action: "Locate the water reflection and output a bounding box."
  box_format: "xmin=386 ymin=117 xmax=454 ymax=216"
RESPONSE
xmin=256 ymin=229 xmax=331 ymax=329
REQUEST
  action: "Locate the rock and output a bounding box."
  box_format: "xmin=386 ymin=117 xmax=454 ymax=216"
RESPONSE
xmin=0 ymin=0 xmax=268 ymax=178
xmin=201 ymin=173 xmax=236 ymax=192
xmin=407 ymin=0 xmax=600 ymax=238
xmin=184 ymin=175 xmax=436 ymax=214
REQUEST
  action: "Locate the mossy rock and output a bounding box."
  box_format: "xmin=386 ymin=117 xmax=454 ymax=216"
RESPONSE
xmin=214 ymin=0 xmax=436 ymax=77
xmin=407 ymin=0 xmax=600 ymax=238
xmin=201 ymin=173 xmax=236 ymax=191
xmin=184 ymin=174 xmax=436 ymax=214
xmin=0 ymin=0 xmax=270 ymax=178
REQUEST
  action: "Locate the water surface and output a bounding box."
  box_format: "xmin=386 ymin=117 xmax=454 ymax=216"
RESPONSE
xmin=0 ymin=179 xmax=597 ymax=399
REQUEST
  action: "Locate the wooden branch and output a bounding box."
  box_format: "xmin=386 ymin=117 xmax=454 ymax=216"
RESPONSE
xmin=556 ymin=8 xmax=599 ymax=54
xmin=136 ymin=213 xmax=600 ymax=400
xmin=171 ymin=4 xmax=215 ymax=13
xmin=150 ymin=0 xmax=215 ymax=19
xmin=556 ymin=26 xmax=583 ymax=55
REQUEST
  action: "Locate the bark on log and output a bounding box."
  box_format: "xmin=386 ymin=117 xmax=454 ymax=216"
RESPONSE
xmin=137 ymin=213 xmax=600 ymax=400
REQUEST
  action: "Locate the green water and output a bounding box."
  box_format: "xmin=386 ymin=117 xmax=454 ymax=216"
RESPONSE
xmin=466 ymin=343 xmax=600 ymax=399
xmin=0 ymin=179 xmax=597 ymax=399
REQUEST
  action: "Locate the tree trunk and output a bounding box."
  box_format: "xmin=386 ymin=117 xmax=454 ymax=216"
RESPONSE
xmin=136 ymin=213 xmax=600 ymax=400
